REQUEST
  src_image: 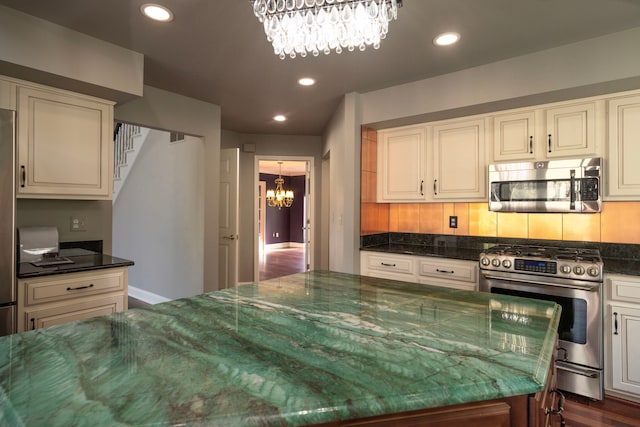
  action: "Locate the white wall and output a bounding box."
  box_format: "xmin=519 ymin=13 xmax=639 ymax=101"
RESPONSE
xmin=113 ymin=131 xmax=204 ymax=300
xmin=115 ymin=86 xmax=221 ymax=292
xmin=322 ymin=93 xmax=361 ymax=274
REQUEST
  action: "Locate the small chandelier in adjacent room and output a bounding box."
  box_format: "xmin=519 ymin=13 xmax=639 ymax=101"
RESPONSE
xmin=250 ymin=0 xmax=403 ymax=59
xmin=266 ymin=162 xmax=294 ymax=209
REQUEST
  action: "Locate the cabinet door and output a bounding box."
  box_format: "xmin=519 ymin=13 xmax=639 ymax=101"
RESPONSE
xmin=432 ymin=118 xmax=486 ymax=200
xmin=23 ymin=295 xmax=124 ymax=331
xmin=492 ymin=110 xmax=536 ymax=162
xmin=607 ymin=95 xmax=640 ymax=198
xmin=610 ymin=305 xmax=640 ymax=396
xmin=16 ymin=85 xmax=113 ymax=199
xmin=544 ymin=100 xmax=601 ymax=158
xmin=377 ymin=126 xmax=427 ymax=202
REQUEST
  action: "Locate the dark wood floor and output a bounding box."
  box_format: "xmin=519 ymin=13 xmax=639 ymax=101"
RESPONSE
xmin=259 ymin=246 xmax=306 ymax=281
xmin=562 ymin=392 xmax=640 ymax=427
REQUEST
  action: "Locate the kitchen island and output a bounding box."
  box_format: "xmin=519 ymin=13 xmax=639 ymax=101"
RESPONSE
xmin=0 ymin=271 xmax=560 ymax=426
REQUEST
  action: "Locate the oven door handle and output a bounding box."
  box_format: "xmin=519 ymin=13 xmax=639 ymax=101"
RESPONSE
xmin=556 ymin=361 xmax=600 ymax=378
xmin=481 ymin=272 xmax=600 ymax=291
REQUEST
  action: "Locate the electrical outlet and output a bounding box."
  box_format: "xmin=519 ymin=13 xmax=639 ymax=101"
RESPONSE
xmin=70 ymin=216 xmax=87 ymax=231
xmin=449 ymin=215 xmax=458 ymax=229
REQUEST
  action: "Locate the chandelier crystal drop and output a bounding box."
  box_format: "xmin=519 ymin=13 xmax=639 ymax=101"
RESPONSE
xmin=266 ymin=162 xmax=295 ymax=209
xmin=250 ymin=0 xmax=402 ymax=59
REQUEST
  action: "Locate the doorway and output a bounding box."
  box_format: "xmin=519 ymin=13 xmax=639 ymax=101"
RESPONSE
xmin=255 ymin=157 xmax=314 ymax=281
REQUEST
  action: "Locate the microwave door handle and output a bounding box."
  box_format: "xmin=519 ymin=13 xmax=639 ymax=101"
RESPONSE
xmin=570 ymin=170 xmax=576 ymax=210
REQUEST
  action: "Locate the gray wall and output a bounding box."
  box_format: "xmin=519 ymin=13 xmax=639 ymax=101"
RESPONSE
xmin=17 ymin=199 xmax=112 ymax=253
xmin=221 ymin=130 xmax=322 ymax=283
xmin=113 ymin=130 xmax=204 ymax=300
xmin=115 ymin=86 xmax=221 ymax=291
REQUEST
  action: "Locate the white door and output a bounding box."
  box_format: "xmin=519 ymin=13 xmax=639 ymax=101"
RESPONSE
xmin=219 ymin=148 xmax=239 ymax=288
xmin=304 ymin=162 xmax=312 ymax=271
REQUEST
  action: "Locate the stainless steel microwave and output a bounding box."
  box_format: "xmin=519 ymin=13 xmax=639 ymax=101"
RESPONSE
xmin=489 ymin=158 xmax=601 ymax=213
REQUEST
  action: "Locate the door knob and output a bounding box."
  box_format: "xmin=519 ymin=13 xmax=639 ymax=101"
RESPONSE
xmin=223 ymin=234 xmax=237 ymax=240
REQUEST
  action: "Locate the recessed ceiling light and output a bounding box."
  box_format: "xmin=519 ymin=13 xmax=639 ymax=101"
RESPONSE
xmin=141 ymin=4 xmax=174 ymax=22
xmin=434 ymin=32 xmax=460 ymax=46
xmin=273 ymin=115 xmax=287 ymax=122
xmin=298 ymin=78 xmax=316 ymax=86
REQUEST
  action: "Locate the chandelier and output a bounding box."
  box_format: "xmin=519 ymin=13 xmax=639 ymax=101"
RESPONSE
xmin=266 ymin=162 xmax=294 ymax=209
xmin=250 ymin=0 xmax=403 ymax=59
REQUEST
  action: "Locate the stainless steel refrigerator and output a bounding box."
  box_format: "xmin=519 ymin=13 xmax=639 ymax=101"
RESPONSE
xmin=0 ymin=108 xmax=16 ymax=336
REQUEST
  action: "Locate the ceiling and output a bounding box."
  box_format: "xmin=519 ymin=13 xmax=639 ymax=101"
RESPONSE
xmin=2 ymin=0 xmax=640 ymax=135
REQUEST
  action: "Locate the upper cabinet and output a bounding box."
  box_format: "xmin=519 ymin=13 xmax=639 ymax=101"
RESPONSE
xmin=606 ymin=93 xmax=640 ymax=199
xmin=377 ymin=125 xmax=427 ymax=201
xmin=377 ymin=117 xmax=487 ymax=203
xmin=491 ymin=99 xmax=604 ymax=163
xmin=431 ymin=117 xmax=486 ymax=200
xmin=544 ymin=99 xmax=603 ymax=159
xmin=16 ymin=84 xmax=114 ymax=199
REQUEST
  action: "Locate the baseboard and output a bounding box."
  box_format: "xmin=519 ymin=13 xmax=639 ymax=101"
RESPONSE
xmin=128 ymin=285 xmax=172 ymax=305
xmin=265 ymin=242 xmax=305 ymax=249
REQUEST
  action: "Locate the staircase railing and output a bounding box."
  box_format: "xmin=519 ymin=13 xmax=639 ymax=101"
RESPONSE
xmin=113 ymin=123 xmax=141 ymax=180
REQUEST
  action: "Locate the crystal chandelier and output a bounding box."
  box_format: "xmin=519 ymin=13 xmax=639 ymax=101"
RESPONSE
xmin=266 ymin=162 xmax=294 ymax=209
xmin=250 ymin=0 xmax=403 ymax=59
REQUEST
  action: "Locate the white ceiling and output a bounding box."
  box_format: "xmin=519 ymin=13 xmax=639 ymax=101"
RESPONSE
xmin=259 ymin=160 xmax=308 ymax=176
xmin=2 ymin=0 xmax=640 ymax=135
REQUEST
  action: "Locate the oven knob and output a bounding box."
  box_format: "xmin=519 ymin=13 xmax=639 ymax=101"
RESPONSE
xmin=587 ymin=266 xmax=600 ymax=277
xmin=502 ymin=259 xmax=512 ymax=269
xmin=491 ymin=258 xmax=501 ymax=267
xmin=480 ymin=257 xmax=491 ymax=266
xmin=573 ymin=265 xmax=585 ymax=275
xmin=560 ymin=265 xmax=572 ymax=274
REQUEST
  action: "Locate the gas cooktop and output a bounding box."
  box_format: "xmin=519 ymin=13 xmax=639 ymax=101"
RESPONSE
xmin=480 ymin=244 xmax=603 ymax=281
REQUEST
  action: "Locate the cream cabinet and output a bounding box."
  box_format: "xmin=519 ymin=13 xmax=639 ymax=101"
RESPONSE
xmin=16 ymin=83 xmax=114 ymax=199
xmin=17 ymin=267 xmax=128 ymax=333
xmin=492 ymin=109 xmax=538 ymax=162
xmin=544 ymin=100 xmax=603 ymax=159
xmin=431 ymin=117 xmax=487 ymax=201
xmin=605 ymin=274 xmax=640 ymax=402
xmin=377 ymin=125 xmax=427 ymax=202
xmin=0 ymin=77 xmax=16 ymax=110
xmin=360 ymin=251 xmax=478 ymax=291
xmin=606 ymin=93 xmax=640 ymax=199
xmin=491 ymin=99 xmax=603 ymax=163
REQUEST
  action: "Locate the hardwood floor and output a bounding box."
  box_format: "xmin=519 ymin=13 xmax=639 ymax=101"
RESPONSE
xmin=259 ymin=246 xmax=306 ymax=281
xmin=562 ymin=392 xmax=640 ymax=427
xmin=127 ymin=296 xmax=149 ymax=309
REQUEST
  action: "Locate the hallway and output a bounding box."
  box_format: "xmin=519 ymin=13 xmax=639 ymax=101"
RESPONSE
xmin=259 ymin=247 xmax=305 ymax=281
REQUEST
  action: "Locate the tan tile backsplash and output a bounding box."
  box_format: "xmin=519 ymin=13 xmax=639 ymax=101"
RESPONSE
xmin=360 ymin=127 xmax=640 ymax=244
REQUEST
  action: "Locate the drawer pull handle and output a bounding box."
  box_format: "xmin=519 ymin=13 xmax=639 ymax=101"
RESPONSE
xmin=381 ymin=262 xmax=396 ymax=267
xmin=20 ymin=165 xmax=26 ymax=188
xmin=67 ymin=284 xmax=94 ymax=291
xmin=436 ymin=269 xmax=454 ymax=274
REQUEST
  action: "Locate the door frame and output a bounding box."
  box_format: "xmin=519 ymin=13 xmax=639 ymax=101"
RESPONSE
xmin=254 ymin=155 xmax=315 ymax=281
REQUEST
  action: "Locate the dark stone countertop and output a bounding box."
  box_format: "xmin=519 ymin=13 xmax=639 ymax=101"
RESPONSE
xmin=18 ymin=249 xmax=134 ymax=279
xmin=361 ymin=244 xmax=640 ymax=277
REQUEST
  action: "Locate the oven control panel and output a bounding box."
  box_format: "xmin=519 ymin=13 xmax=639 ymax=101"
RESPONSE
xmin=514 ymin=259 xmax=557 ymax=274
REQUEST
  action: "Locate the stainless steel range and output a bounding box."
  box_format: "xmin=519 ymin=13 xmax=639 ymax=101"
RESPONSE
xmin=479 ymin=244 xmax=604 ymax=400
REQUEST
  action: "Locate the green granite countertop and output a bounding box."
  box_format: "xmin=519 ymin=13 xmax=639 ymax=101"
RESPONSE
xmin=0 ymin=271 xmax=560 ymax=427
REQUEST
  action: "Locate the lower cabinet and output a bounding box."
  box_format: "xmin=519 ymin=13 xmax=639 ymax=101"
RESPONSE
xmin=17 ymin=267 xmax=128 ymax=332
xmin=360 ymin=251 xmax=478 ymax=291
xmin=605 ymin=274 xmax=640 ymax=402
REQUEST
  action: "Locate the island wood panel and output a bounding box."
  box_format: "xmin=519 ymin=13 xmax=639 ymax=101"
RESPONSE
xmin=311 ymin=395 xmax=527 ymax=427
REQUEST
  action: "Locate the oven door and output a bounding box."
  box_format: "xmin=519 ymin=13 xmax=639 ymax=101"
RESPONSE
xmin=480 ymin=272 xmax=602 ymax=370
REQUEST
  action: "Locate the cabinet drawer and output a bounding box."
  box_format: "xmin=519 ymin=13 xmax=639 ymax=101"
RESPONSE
xmin=418 ymin=259 xmax=477 ymax=283
xmin=365 ymin=254 xmax=414 ymax=276
xmin=23 ymin=295 xmax=124 ymax=331
xmin=22 ymin=268 xmax=126 ymax=306
xmin=608 ymin=276 xmax=640 ymax=304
